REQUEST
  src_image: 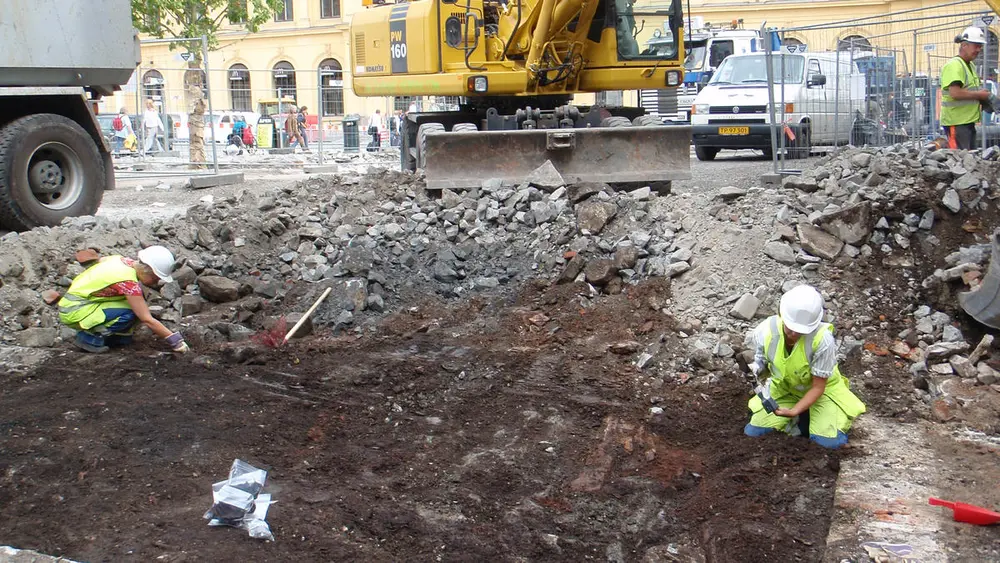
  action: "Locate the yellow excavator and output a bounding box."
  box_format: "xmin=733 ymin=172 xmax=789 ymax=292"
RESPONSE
xmin=350 ymin=0 xmax=691 ymax=191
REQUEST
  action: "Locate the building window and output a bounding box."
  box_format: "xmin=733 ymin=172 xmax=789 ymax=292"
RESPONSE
xmin=275 ymin=0 xmax=293 ymax=21
xmin=229 ymin=64 xmax=252 ymax=112
xmin=228 ymin=0 xmax=247 ymax=24
xmin=321 ymin=0 xmax=340 ymax=18
xmin=837 ymin=34 xmax=872 ymax=52
xmin=273 ymin=61 xmax=297 ymax=100
xmin=319 ymin=59 xmax=344 ymax=116
xmin=142 ymin=70 xmax=165 ymax=104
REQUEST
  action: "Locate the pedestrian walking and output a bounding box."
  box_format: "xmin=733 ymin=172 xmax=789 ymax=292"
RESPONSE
xmin=141 ymin=99 xmax=165 ymax=154
xmin=112 ymin=108 xmax=134 ymax=154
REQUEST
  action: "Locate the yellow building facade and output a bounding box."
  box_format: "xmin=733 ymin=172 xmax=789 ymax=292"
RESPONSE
xmin=107 ymin=0 xmax=997 ymax=121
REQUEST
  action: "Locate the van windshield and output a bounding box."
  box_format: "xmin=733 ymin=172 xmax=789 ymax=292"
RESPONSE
xmin=709 ymin=54 xmax=804 ymax=85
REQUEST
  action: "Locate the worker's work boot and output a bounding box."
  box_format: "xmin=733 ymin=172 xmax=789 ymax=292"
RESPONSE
xmin=105 ymin=333 xmax=134 ymax=347
xmin=74 ymin=331 xmax=109 ymax=354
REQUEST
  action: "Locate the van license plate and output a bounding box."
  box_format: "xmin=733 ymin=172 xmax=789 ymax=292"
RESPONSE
xmin=719 ymin=126 xmax=750 ymax=135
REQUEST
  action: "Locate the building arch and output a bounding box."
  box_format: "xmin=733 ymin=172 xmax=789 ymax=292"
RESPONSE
xmin=837 ymin=33 xmax=873 ymax=52
xmin=319 ymin=58 xmax=344 ymax=116
xmin=142 ymin=70 xmax=165 ymax=106
xmin=228 ymin=63 xmax=252 ymax=112
xmin=272 ymin=60 xmax=297 ymax=100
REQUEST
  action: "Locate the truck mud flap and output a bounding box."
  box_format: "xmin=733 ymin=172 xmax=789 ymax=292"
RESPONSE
xmin=960 ymin=230 xmax=1000 ymax=329
xmin=422 ymin=126 xmax=692 ymax=191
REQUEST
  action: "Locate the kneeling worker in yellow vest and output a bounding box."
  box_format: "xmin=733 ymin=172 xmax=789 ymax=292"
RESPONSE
xmin=58 ymin=246 xmax=190 ymax=354
xmin=744 ymin=285 xmax=865 ymax=449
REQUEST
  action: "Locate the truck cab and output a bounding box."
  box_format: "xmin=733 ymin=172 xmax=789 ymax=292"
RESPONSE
xmin=640 ymin=20 xmax=776 ymax=123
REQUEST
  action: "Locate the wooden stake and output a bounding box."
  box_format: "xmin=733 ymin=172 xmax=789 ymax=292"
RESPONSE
xmin=284 ymin=287 xmax=332 ymax=343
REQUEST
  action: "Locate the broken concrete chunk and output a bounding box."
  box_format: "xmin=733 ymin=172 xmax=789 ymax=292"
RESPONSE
xmin=942 ymin=189 xmax=961 ymax=213
xmin=729 ymin=293 xmax=761 ymax=320
xmin=814 ymin=201 xmax=873 ymax=245
xmin=926 ymin=341 xmax=970 ymax=359
xmin=763 ymin=241 xmax=797 ymax=265
xmin=14 ymin=328 xmax=57 ymax=348
xmin=796 ymin=224 xmax=843 ymax=260
xmin=717 ymin=186 xmax=747 ymax=201
xmin=575 ymin=201 xmax=617 ymax=235
xmin=525 ymin=160 xmax=564 ymax=192
xmin=584 ymin=259 xmax=616 ymax=286
xmin=941 ymin=325 xmax=964 ymax=343
xmin=949 ymin=355 xmax=977 ymax=379
xmin=977 ymin=362 xmax=999 ymax=385
xmin=558 ymin=256 xmax=586 ymax=284
xmin=198 ymin=275 xmax=242 ymax=303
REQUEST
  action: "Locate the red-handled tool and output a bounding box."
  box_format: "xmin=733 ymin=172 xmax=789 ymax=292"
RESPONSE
xmin=929 ymin=497 xmax=1000 ymax=526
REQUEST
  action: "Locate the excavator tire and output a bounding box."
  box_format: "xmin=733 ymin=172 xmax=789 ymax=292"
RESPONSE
xmin=601 ymin=116 xmax=633 ymax=128
xmin=417 ymin=123 xmax=446 ymax=170
xmin=632 ymin=115 xmax=663 ymax=127
xmin=451 ymin=123 xmax=478 ymax=132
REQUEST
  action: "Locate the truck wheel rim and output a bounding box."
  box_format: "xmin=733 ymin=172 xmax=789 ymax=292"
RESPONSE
xmin=27 ymin=142 xmax=84 ymax=211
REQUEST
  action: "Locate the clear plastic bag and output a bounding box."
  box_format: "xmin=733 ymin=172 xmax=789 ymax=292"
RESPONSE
xmin=204 ymin=459 xmax=275 ymax=541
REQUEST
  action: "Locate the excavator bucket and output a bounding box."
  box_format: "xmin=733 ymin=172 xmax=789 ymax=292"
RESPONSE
xmin=959 ymin=230 xmax=1000 ymax=329
xmin=421 ymin=126 xmax=692 ymax=191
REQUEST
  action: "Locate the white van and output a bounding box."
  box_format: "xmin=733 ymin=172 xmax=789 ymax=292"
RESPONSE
xmin=690 ymin=51 xmax=865 ymax=160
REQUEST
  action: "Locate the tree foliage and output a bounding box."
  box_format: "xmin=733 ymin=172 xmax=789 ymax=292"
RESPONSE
xmin=131 ymin=0 xmax=284 ymax=52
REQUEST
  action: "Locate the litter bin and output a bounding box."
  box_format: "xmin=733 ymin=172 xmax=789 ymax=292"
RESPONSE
xmin=343 ymin=114 xmax=360 ymax=153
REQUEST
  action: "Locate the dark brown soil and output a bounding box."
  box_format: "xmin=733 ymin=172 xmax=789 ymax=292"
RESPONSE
xmin=0 ymin=279 xmax=840 ymax=562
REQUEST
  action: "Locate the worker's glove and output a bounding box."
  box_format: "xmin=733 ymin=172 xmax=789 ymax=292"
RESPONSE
xmin=165 ymin=332 xmax=190 ymax=354
xmin=983 ymin=93 xmax=999 ymax=114
xmin=748 ymin=361 xmax=763 ymax=377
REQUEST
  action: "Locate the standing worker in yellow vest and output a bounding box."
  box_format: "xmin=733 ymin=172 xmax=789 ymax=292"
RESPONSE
xmin=743 ymin=285 xmax=866 ymax=449
xmin=58 ymin=246 xmax=191 ymax=354
xmin=940 ymin=27 xmax=993 ymax=150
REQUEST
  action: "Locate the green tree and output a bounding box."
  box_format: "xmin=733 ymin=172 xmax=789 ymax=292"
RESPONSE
xmin=131 ymin=0 xmax=282 ymax=166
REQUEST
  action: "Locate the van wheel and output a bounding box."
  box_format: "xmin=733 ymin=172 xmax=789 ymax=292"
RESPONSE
xmin=695 ymin=146 xmax=719 ymax=161
xmin=790 ymin=128 xmax=811 ymax=159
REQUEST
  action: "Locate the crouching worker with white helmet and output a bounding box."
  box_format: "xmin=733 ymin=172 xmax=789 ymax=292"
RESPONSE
xmin=58 ymin=246 xmax=190 ymax=354
xmin=744 ymin=285 xmax=865 ymax=449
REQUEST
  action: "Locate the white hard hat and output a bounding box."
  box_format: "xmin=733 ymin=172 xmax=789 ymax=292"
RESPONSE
xmin=959 ymin=26 xmax=987 ymax=45
xmin=779 ymin=284 xmax=824 ymax=334
xmin=137 ymin=245 xmax=175 ymax=283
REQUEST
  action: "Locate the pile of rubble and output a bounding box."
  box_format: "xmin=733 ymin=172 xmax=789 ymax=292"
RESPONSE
xmin=0 ymin=164 xmax=701 ymax=348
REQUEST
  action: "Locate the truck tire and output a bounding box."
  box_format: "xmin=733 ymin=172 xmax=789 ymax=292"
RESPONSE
xmin=695 ymin=146 xmax=719 ymax=161
xmin=0 ymin=114 xmax=105 ymax=231
xmin=417 ymin=123 xmax=446 ymax=170
xmin=452 ymin=123 xmax=478 ymax=132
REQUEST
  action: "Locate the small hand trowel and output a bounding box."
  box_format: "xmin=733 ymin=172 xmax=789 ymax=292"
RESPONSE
xmin=929 ymin=497 xmax=1000 ymax=526
xmin=754 ymin=379 xmax=779 ymax=414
